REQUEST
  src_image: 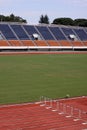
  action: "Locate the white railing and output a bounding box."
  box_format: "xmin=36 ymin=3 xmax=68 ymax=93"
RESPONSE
xmin=0 ymin=46 xmax=87 ymax=50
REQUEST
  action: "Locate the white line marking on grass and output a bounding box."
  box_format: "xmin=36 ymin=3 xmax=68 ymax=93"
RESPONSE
xmin=0 ymin=102 xmax=36 ymax=108
xmin=56 ymin=96 xmax=87 ymax=102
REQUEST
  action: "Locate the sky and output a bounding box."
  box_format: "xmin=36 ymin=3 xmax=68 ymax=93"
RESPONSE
xmin=0 ymin=0 xmax=87 ymax=24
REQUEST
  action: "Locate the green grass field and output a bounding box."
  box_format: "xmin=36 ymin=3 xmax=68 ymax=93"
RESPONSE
xmin=0 ymin=54 xmax=87 ymax=105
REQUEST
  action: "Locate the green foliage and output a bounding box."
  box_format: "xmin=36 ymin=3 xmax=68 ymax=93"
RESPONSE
xmin=0 ymin=14 xmax=27 ymax=23
xmin=53 ymin=17 xmax=87 ymax=27
xmin=0 ymin=54 xmax=87 ymax=104
xmin=39 ymin=14 xmax=49 ymax=24
xmin=74 ymin=19 xmax=87 ymax=27
xmin=53 ymin=18 xmax=74 ymax=25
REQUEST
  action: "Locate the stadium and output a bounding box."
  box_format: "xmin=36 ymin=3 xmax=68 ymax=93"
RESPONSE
xmin=0 ymin=22 xmax=87 ymax=130
xmin=0 ymin=22 xmax=87 ymax=52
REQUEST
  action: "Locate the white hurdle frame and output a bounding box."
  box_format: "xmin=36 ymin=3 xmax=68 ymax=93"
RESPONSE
xmin=40 ymin=96 xmax=46 ymax=106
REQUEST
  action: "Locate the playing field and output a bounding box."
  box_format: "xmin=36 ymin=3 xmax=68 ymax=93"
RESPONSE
xmin=0 ymin=54 xmax=87 ymax=105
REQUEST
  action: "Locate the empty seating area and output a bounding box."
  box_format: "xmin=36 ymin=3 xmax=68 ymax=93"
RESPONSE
xmin=0 ymin=23 xmax=87 ymax=51
xmin=60 ymin=40 xmax=72 ymax=46
xmin=22 ymin=40 xmax=35 ymax=46
xmin=72 ymin=41 xmax=83 ymax=46
xmin=47 ymin=40 xmax=60 ymax=46
xmin=10 ymin=25 xmax=29 ymax=40
xmin=0 ymin=24 xmax=17 ymax=40
xmin=35 ymin=40 xmax=48 ymax=46
xmin=49 ymin=26 xmax=66 ymax=40
xmin=83 ymin=41 xmax=87 ymax=46
xmin=9 ymin=40 xmax=22 ymax=46
xmin=73 ymin=28 xmax=87 ymax=41
xmin=0 ymin=40 xmax=9 ymax=46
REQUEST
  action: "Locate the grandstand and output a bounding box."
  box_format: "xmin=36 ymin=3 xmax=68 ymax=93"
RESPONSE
xmin=0 ymin=22 xmax=87 ymax=52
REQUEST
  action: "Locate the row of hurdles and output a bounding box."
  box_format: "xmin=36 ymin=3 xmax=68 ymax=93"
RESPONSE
xmin=39 ymin=96 xmax=87 ymax=125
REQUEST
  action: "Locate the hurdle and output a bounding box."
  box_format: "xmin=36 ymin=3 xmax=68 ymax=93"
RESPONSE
xmin=46 ymin=98 xmax=52 ymax=109
xmin=40 ymin=96 xmax=51 ymax=107
xmin=66 ymin=106 xmax=74 ymax=118
xmin=40 ymin=96 xmax=47 ymax=106
xmin=74 ymin=109 xmax=81 ymax=121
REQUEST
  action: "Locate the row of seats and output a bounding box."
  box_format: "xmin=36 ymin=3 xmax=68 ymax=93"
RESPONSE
xmin=0 ymin=40 xmax=87 ymax=46
xmin=0 ymin=24 xmax=87 ymax=41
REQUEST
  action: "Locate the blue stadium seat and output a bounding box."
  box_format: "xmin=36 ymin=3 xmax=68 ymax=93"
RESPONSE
xmin=10 ymin=24 xmax=29 ymax=40
xmin=73 ymin=28 xmax=87 ymax=41
xmin=36 ymin=26 xmax=55 ymax=40
xmin=23 ymin=25 xmax=41 ymax=40
xmin=0 ymin=24 xmax=17 ymax=40
xmin=49 ymin=27 xmax=66 ymax=40
xmin=61 ymin=27 xmax=76 ymax=40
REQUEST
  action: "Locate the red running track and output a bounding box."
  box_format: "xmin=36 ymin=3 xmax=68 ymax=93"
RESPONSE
xmin=0 ymin=51 xmax=87 ymax=55
xmin=0 ymin=96 xmax=87 ymax=130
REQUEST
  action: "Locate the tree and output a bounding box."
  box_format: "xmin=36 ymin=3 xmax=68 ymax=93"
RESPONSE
xmin=10 ymin=14 xmax=15 ymax=21
xmin=52 ymin=18 xmax=74 ymax=25
xmin=0 ymin=14 xmax=27 ymax=23
xmin=0 ymin=15 xmax=5 ymax=21
xmin=39 ymin=14 xmax=49 ymax=24
xmin=44 ymin=15 xmax=49 ymax=24
xmin=52 ymin=17 xmax=87 ymax=27
xmin=74 ymin=19 xmax=87 ymax=27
